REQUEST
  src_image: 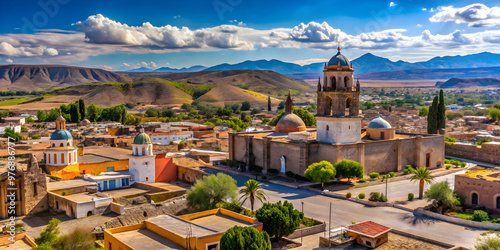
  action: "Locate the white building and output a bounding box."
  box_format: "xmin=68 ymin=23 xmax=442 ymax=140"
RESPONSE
xmin=0 ymin=124 xmax=21 ymax=135
xmin=150 ymin=131 xmax=193 ymax=145
xmin=45 ymin=115 xmax=79 ymax=167
xmin=128 ymin=130 xmax=156 ymax=183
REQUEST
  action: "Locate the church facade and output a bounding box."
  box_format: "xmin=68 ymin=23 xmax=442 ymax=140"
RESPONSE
xmin=228 ymin=48 xmax=444 ymax=176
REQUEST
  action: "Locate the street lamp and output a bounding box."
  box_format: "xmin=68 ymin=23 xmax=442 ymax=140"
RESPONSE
xmin=301 ymin=202 xmax=304 ymax=244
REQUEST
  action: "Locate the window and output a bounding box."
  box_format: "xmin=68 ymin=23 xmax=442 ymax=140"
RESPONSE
xmin=497 ymin=197 xmax=500 ymax=209
xmin=207 ymin=243 xmax=219 ymax=250
xmin=56 ymin=201 xmax=59 ymax=210
xmin=107 ymin=167 xmax=114 ymax=171
xmin=381 ymin=132 xmax=385 ymax=138
xmin=472 ymin=193 xmax=479 ymax=205
xmin=69 ymin=153 xmax=72 ymax=164
xmin=48 ymin=154 xmax=51 ymax=164
xmin=60 ymin=143 xmax=63 ymax=147
xmin=61 ymin=153 xmax=65 ymax=164
xmin=108 ymin=242 xmax=112 ymax=250
xmin=54 ymin=154 xmax=57 ymax=164
xmin=326 ymin=125 xmax=329 ymax=131
xmin=82 ymin=170 xmax=86 ymax=175
xmin=103 ymin=181 xmax=108 ymax=190
xmin=146 ymin=177 xmax=149 ymax=182
xmin=33 ymin=182 xmax=37 ymax=196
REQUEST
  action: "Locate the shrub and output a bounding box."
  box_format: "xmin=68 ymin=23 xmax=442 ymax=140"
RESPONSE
xmin=358 ymin=179 xmax=366 ymax=183
xmin=301 ymin=217 xmax=321 ymax=227
xmin=187 ymin=173 xmax=238 ymax=211
xmin=268 ymin=168 xmax=279 ymax=174
xmin=32 ymin=134 xmax=41 ymax=139
xmin=472 ymin=210 xmax=489 ymax=222
xmin=408 ymin=193 xmax=414 ymax=201
xmin=333 ymin=159 xmax=364 ymax=181
xmin=61 ymin=191 xmax=67 ymax=196
xmin=405 ymin=165 xmax=412 ymax=169
xmin=285 ymin=171 xmax=295 ymax=178
xmin=369 ymin=172 xmax=379 ymax=179
xmin=389 ymin=172 xmax=395 ymax=178
xmin=346 ymin=192 xmax=352 ymax=198
xmin=220 ymin=225 xmax=270 ymax=250
xmin=444 ymin=159 xmax=451 ymax=164
xmin=241 ymin=209 xmax=254 ymax=217
xmin=255 ymin=201 xmax=303 ymax=240
xmin=454 ymin=193 xmax=466 ymax=206
xmin=446 ymin=165 xmax=451 ymax=169
xmin=459 ymin=162 xmax=467 ymax=168
xmin=382 ymin=175 xmax=386 ymax=179
xmin=369 ymin=192 xmax=381 ymax=201
xmin=304 ymin=161 xmax=336 ymax=189
xmin=404 ymin=169 xmax=409 ymax=175
xmin=217 ymin=200 xmax=242 ymax=213
xmin=357 ymin=193 xmax=365 ymax=199
xmin=379 ymin=193 xmax=387 ymax=202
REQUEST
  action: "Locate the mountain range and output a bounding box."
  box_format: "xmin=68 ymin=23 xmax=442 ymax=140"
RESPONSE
xmin=123 ymin=52 xmax=500 ymax=76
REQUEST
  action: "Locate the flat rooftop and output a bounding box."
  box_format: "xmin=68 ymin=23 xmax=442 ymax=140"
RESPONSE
xmin=461 ymin=166 xmax=500 ymax=181
xmin=190 ymin=214 xmax=252 ymax=232
xmin=112 ymin=229 xmax=184 ymax=250
xmin=47 ymin=179 xmax=96 ymax=191
xmin=56 ymin=192 xmax=111 ymax=203
xmin=83 ymin=147 xmax=131 ymax=161
xmin=147 ymin=215 xmax=216 ymax=238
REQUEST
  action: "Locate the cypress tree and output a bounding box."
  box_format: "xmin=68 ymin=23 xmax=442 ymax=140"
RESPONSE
xmin=438 ymin=90 xmax=446 ymax=130
xmin=267 ymin=95 xmax=271 ymax=111
xmin=70 ymin=103 xmax=81 ymax=123
xmin=78 ymin=98 xmax=86 ymax=120
xmin=427 ymin=96 xmax=438 ymax=134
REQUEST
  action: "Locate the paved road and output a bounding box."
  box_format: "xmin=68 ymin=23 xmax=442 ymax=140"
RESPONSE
xmin=203 ymin=167 xmax=486 ymax=248
xmin=334 ymin=165 xmax=472 ymax=201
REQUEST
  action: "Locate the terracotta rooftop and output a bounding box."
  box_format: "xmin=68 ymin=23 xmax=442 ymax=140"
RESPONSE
xmin=347 ymin=221 xmax=391 ymax=238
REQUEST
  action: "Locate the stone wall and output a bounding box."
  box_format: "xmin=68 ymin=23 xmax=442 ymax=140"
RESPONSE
xmin=21 ymin=155 xmax=48 ymax=215
xmin=177 ymin=165 xmax=207 ymax=184
xmin=144 ymin=189 xmax=186 ymax=203
xmin=47 ymin=192 xmax=78 ymax=218
xmin=455 ymin=175 xmax=500 ymax=214
xmin=445 ymin=143 xmax=500 ymax=165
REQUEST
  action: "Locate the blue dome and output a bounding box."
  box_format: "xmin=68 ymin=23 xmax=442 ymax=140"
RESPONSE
xmin=133 ymin=132 xmax=151 ymax=144
xmin=367 ymin=116 xmax=392 ymax=129
xmin=327 ymin=49 xmax=350 ymax=67
xmin=50 ymin=130 xmax=73 ymax=140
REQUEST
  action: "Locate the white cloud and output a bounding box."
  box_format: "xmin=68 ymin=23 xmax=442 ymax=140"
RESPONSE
xmin=430 ymin=8 xmax=435 ymax=13
xmin=422 ymin=8 xmax=427 ymax=11
xmin=75 ymin=14 xmax=255 ymax=50
xmin=173 ymin=15 xmax=180 ymax=19
xmin=149 ymin=61 xmax=157 ymax=68
xmin=122 ymin=63 xmax=131 ymax=67
xmin=5 ymin=58 xmax=12 ymax=63
xmin=97 ymin=65 xmax=112 ymax=71
xmin=417 ymin=24 xmax=422 ymax=27
xmin=430 ymin=4 xmax=500 ymax=28
xmin=140 ymin=62 xmax=148 ymax=67
xmin=389 ymin=2 xmax=396 ymax=7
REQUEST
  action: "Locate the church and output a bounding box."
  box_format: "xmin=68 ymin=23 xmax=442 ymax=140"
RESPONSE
xmin=228 ymin=47 xmax=445 ymax=176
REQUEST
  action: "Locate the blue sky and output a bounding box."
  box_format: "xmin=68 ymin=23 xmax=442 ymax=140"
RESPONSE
xmin=1 ymin=0 xmax=500 ymax=70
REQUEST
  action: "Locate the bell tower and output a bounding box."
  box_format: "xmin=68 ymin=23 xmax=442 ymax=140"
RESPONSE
xmin=316 ymin=47 xmax=362 ymax=144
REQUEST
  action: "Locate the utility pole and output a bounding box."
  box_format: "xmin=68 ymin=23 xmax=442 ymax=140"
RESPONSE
xmin=329 ymin=202 xmax=332 ymax=250
xmin=385 ymin=174 xmax=388 ymax=201
xmin=301 ymin=202 xmax=304 ymax=244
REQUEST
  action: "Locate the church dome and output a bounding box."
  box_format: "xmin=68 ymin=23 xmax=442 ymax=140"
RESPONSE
xmin=133 ymin=132 xmax=151 ymax=144
xmin=50 ymin=130 xmax=73 ymax=140
xmin=80 ymin=119 xmax=91 ymax=126
xmin=327 ymin=48 xmax=350 ymax=66
xmin=367 ymin=116 xmax=392 ymax=129
xmin=275 ymin=113 xmax=306 ymax=133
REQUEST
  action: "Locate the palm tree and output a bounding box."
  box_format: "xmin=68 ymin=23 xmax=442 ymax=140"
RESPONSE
xmin=410 ymin=167 xmax=435 ymax=199
xmin=239 ymin=179 xmax=268 ymax=211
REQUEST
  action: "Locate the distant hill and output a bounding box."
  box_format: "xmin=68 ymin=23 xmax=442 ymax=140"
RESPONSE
xmin=120 ymin=51 xmax=500 ymax=77
xmin=356 ymin=66 xmax=500 ymax=80
xmin=125 ymin=67 xmax=154 ymax=72
xmin=436 ymin=77 xmax=500 ymax=88
xmin=152 ymin=69 xmax=313 ymax=96
xmin=0 ymin=64 xmax=130 ymax=90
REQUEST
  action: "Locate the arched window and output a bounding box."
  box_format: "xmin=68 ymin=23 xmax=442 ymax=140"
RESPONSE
xmin=52 ymin=143 xmax=55 ymax=147
xmin=330 ymin=76 xmax=336 ymax=91
xmin=54 ymin=154 xmax=57 ymax=164
xmin=69 ymin=153 xmax=72 ymax=164
xmin=497 ymin=196 xmax=500 ymax=209
xmin=472 ymin=193 xmax=478 ymax=205
xmin=346 ymin=97 xmax=353 ymax=115
xmin=326 ymin=125 xmax=329 ymax=131
xmin=61 ymin=153 xmax=65 ymax=164
xmin=146 ymin=177 xmax=149 ymax=182
xmin=344 ymin=76 xmax=349 ymax=88
xmin=74 ymin=152 xmax=77 ymax=162
xmin=48 ymin=154 xmax=51 ymax=164
xmin=142 ymin=147 xmax=146 ymax=155
xmin=60 ymin=143 xmax=63 ymax=147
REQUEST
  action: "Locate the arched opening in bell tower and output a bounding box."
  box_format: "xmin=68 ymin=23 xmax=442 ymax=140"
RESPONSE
xmin=330 ymin=76 xmax=336 ymax=91
xmin=344 ymin=76 xmax=349 ymax=88
xmin=346 ymin=97 xmax=352 ymax=116
xmin=324 ymin=96 xmax=333 ymax=116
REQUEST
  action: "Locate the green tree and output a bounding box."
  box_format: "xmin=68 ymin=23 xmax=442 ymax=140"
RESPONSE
xmin=410 ymin=167 xmax=435 ymax=199
xmin=3 ymin=128 xmax=21 ymax=142
xmin=255 ymin=201 xmax=304 ymax=240
xmin=277 ymin=101 xmax=285 ymax=110
xmin=304 ymin=161 xmax=336 ymax=189
xmin=86 ymin=103 xmax=102 ymax=122
xmin=145 ymin=108 xmax=160 ymax=117
xmin=78 ymin=98 xmax=85 ymax=120
xmin=37 ymin=110 xmax=47 ymax=122
xmin=424 ymin=181 xmax=458 ymax=213
xmin=438 ymin=90 xmax=446 ymax=130
xmin=270 ymin=108 xmax=316 ymax=126
xmin=476 ymin=138 xmax=491 ymax=145
xmin=489 ymin=108 xmax=500 ymax=121
xmin=162 ymin=109 xmax=176 ymax=118
xmin=241 ymin=101 xmax=251 ymax=111
xmin=364 ymin=101 xmax=375 ymax=109
xmin=35 ymin=218 xmax=61 ymax=246
xmin=427 ymin=96 xmax=439 ymax=134
xmin=334 ymin=159 xmax=364 ymax=182
xmin=32 ymin=134 xmax=41 ymax=139
xmin=267 ymin=96 xmax=271 ymax=111
xmin=220 ymin=226 xmax=271 ymax=250
xmin=187 ymin=173 xmax=238 ymax=211
xmin=238 ymin=179 xmax=268 ymax=211
xmin=251 ymin=108 xmax=261 ymax=115
xmin=418 ymin=107 xmax=428 ymax=117
xmin=69 ymin=103 xmax=80 ymax=123
xmin=52 ymin=229 xmax=96 ymax=250
xmin=47 ymin=108 xmax=61 ymax=122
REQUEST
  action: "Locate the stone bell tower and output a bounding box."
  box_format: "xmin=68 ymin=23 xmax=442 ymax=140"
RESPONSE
xmin=316 ymin=47 xmax=362 ymax=144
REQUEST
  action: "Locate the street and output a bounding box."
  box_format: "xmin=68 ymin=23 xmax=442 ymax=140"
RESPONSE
xmin=203 ymin=167 xmax=486 ymax=248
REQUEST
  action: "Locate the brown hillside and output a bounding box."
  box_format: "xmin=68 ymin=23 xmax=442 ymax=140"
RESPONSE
xmin=0 ymin=64 xmax=131 ymax=90
xmin=4 ymin=82 xmax=191 ymax=110
xmin=147 ymin=69 xmax=313 ymax=95
xmin=197 ymin=85 xmax=281 ymax=108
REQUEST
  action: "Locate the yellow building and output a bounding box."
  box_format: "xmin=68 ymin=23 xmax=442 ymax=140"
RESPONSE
xmin=103 ymin=208 xmax=263 ymax=250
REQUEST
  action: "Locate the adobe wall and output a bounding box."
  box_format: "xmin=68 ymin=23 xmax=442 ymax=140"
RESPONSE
xmin=47 ymin=192 xmax=78 ymax=218
xmin=455 ymin=175 xmax=500 ymax=214
xmin=21 ymin=156 xmax=48 ymax=215
xmin=269 ymin=141 xmax=302 ymax=173
xmin=364 ymin=140 xmax=398 ymax=173
xmin=177 ymin=165 xmax=207 ymax=184
xmin=445 ymin=143 xmax=500 ymax=165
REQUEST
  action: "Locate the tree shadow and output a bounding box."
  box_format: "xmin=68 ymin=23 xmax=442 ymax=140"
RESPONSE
xmin=399 ymin=212 xmax=438 ymax=226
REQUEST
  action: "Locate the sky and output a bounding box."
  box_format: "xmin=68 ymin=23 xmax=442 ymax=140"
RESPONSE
xmin=1 ymin=0 xmax=500 ymax=71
